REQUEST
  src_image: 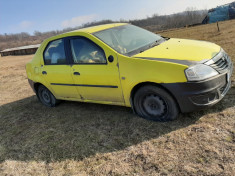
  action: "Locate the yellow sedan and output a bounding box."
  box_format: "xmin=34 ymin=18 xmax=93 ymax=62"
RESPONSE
xmin=26 ymin=23 xmax=233 ymax=121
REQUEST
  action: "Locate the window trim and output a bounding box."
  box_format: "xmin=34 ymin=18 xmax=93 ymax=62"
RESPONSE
xmin=43 ymin=38 xmax=69 ymax=66
xmin=67 ymin=36 xmax=107 ymax=65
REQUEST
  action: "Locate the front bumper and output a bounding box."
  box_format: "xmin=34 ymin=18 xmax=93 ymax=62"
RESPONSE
xmin=162 ymin=71 xmax=232 ymax=113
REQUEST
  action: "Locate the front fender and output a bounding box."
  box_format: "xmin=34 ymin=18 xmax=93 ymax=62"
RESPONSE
xmin=118 ymin=55 xmax=188 ymax=107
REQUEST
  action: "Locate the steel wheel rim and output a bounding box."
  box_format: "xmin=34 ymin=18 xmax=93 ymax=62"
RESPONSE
xmin=41 ymin=89 xmax=50 ymax=104
xmin=142 ymin=94 xmax=168 ymax=117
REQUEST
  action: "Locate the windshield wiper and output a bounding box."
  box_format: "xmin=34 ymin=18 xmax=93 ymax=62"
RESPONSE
xmin=137 ymin=39 xmax=166 ymax=54
xmin=138 ymin=41 xmax=161 ymax=53
xmin=149 ymin=38 xmax=165 ymax=48
xmin=149 ymin=41 xmax=160 ymax=48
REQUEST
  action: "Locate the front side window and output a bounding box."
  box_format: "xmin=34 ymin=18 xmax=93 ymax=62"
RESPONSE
xmin=43 ymin=39 xmax=66 ymax=65
xmin=70 ymin=38 xmax=106 ymax=64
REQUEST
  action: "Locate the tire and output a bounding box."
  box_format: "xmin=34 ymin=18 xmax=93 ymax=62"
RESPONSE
xmin=37 ymin=85 xmax=60 ymax=107
xmin=133 ymin=85 xmax=179 ymax=122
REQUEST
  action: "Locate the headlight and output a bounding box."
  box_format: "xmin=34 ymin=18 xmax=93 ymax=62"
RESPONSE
xmin=185 ymin=64 xmax=218 ymax=81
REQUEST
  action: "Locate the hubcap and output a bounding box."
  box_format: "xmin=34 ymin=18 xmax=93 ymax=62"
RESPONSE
xmin=143 ymin=94 xmax=167 ymax=117
xmin=41 ymin=89 xmax=50 ymax=103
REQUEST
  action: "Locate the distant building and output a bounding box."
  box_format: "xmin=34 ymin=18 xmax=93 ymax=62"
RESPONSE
xmin=0 ymin=44 xmax=40 ymax=57
xmin=202 ymin=1 xmax=235 ymax=24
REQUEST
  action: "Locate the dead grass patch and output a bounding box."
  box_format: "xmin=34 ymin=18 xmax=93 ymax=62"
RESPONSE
xmin=0 ymin=20 xmax=235 ymax=175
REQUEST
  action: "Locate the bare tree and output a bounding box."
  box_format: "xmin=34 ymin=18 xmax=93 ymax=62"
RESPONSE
xmin=0 ymin=8 xmax=207 ymax=51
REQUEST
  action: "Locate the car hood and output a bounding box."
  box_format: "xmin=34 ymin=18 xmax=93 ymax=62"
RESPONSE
xmin=133 ymin=38 xmax=221 ymax=63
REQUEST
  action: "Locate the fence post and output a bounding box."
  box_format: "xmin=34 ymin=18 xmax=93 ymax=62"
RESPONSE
xmin=217 ymin=22 xmax=220 ymax=32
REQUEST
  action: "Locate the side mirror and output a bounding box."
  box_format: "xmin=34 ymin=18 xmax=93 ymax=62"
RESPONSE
xmin=108 ymin=55 xmax=114 ymax=63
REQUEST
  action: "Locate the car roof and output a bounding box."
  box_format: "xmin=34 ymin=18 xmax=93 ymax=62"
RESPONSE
xmin=72 ymin=23 xmax=128 ymax=33
xmin=43 ymin=23 xmax=128 ymax=44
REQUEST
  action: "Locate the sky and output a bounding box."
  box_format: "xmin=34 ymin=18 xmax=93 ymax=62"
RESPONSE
xmin=0 ymin=0 xmax=235 ymax=35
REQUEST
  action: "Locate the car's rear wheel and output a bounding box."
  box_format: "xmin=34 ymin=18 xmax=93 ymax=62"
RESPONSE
xmin=37 ymin=85 xmax=59 ymax=107
xmin=133 ymin=85 xmax=179 ymax=121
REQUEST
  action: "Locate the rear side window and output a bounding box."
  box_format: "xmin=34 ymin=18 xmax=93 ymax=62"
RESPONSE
xmin=70 ymin=38 xmax=106 ymax=64
xmin=43 ymin=39 xmax=66 ymax=65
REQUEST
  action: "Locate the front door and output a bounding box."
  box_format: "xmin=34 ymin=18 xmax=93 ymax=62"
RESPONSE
xmin=68 ymin=37 xmax=124 ymax=103
xmin=41 ymin=38 xmax=79 ymax=99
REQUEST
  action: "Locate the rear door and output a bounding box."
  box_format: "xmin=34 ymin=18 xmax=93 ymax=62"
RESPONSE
xmin=41 ymin=38 xmax=80 ymax=99
xmin=67 ymin=36 xmax=124 ymax=104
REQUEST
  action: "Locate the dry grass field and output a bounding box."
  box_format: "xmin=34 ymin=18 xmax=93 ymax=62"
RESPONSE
xmin=0 ymin=20 xmax=235 ymax=176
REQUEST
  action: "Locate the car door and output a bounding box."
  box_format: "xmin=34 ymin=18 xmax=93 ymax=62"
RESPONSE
xmin=41 ymin=38 xmax=80 ymax=99
xmin=68 ymin=36 xmax=124 ymax=103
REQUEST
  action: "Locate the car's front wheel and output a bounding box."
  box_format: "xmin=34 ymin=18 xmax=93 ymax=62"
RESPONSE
xmin=37 ymin=85 xmax=59 ymax=107
xmin=133 ymin=85 xmax=179 ymax=122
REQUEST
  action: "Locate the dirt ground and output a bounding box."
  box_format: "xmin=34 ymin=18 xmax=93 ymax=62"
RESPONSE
xmin=0 ymin=20 xmax=235 ymax=176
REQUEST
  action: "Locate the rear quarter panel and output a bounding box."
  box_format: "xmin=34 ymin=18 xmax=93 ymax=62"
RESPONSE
xmin=26 ymin=41 xmax=56 ymax=96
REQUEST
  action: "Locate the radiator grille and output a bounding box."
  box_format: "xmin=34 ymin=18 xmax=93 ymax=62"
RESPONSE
xmin=210 ymin=55 xmax=230 ymax=73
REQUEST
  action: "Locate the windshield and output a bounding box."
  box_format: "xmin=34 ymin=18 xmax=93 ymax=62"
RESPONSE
xmin=93 ymin=24 xmax=163 ymax=56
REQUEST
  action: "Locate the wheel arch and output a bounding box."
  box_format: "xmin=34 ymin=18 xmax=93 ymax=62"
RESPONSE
xmin=130 ymin=82 xmax=181 ymax=113
xmin=33 ymin=82 xmax=46 ymax=99
xmin=34 ymin=82 xmax=42 ymax=92
xmin=33 ymin=82 xmax=57 ymax=98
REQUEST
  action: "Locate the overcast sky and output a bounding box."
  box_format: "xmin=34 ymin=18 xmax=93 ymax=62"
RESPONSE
xmin=0 ymin=0 xmax=234 ymax=34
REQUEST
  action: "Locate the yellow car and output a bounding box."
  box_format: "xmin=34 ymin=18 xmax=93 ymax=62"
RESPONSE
xmin=26 ymin=23 xmax=233 ymax=121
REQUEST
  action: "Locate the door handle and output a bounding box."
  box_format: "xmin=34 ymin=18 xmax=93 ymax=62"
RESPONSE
xmin=74 ymin=72 xmax=80 ymax=75
xmin=42 ymin=71 xmax=47 ymax=75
